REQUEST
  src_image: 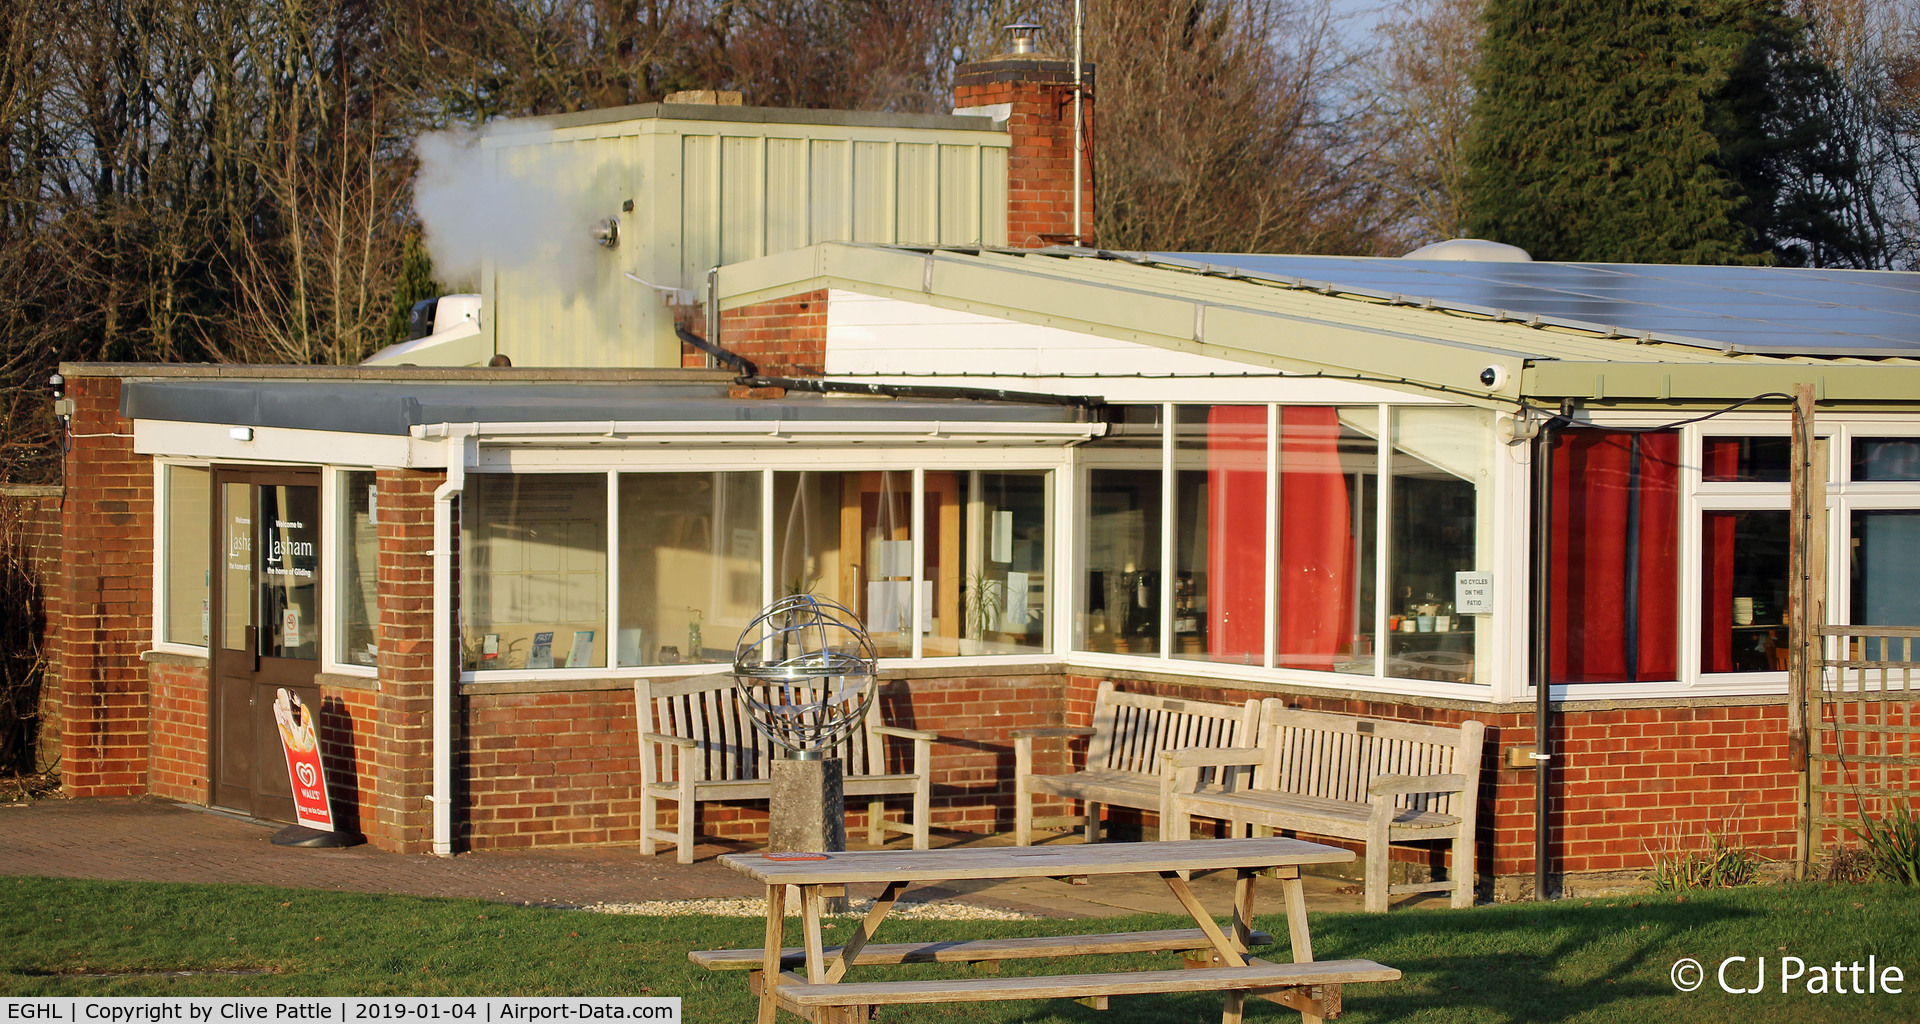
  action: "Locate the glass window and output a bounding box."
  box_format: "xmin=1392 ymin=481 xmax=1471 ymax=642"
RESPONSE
xmin=462 ymin=473 xmax=607 ymax=671
xmin=617 ymin=472 xmax=761 ymax=667
xmin=1852 ymin=438 xmax=1920 ymax=481
xmin=260 ymin=484 xmax=320 ymax=660
xmin=1547 ymin=430 xmax=1681 ymax=683
xmin=1082 ymin=406 xmax=1163 ymax=654
xmin=1386 ymin=408 xmax=1489 ymax=683
xmin=1277 ymin=408 xmax=1378 ymax=675
xmin=1851 ymin=511 xmax=1920 ymax=627
xmin=163 ymin=466 xmax=210 ymax=647
xmin=220 ymin=481 xmax=251 ymax=652
xmin=1703 ymin=436 xmax=1791 ymax=481
xmin=337 ymin=472 xmax=378 ymax=667
xmin=925 ymin=471 xmax=1050 ymax=656
xmin=1174 ymin=406 xmax=1267 ymax=664
xmin=773 ymin=470 xmax=916 ymax=659
xmin=1701 ymin=510 xmax=1790 ymax=673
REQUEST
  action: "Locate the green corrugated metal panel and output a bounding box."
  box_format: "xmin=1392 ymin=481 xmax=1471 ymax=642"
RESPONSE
xmin=808 ymin=140 xmax=851 ymax=242
xmin=981 ymin=148 xmax=1008 ymax=247
xmin=474 ymin=112 xmax=1009 ymax=367
xmin=682 ymin=135 xmax=719 ymax=288
xmin=939 ymin=145 xmax=980 ymax=245
xmin=852 ymin=141 xmax=892 ymax=243
xmin=720 ymin=135 xmax=764 ymax=266
xmin=895 ymin=143 xmax=937 ymax=245
xmin=765 ymin=137 xmax=807 ymax=255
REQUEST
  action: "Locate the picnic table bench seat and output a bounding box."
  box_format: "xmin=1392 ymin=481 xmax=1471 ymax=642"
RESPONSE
xmin=690 ymin=926 xmax=1278 ymax=971
xmin=1014 ymin=681 xmax=1262 ymax=845
xmin=761 ymin=957 xmax=1399 ymax=1009
xmin=636 ymin=673 xmax=936 ymax=864
xmin=1168 ymin=701 xmax=1485 ymax=913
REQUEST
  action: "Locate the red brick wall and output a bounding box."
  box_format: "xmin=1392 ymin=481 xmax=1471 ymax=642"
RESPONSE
xmin=682 ymin=289 xmax=828 ymax=377
xmin=464 ymin=688 xmax=644 ymax=849
xmin=955 ymin=58 xmax=1096 ymax=249
xmin=146 ymin=655 xmax=208 ymax=802
xmin=1066 ymin=672 xmax=1798 ymax=893
xmin=53 ymin=374 xmax=153 ymax=796
xmin=318 ymin=682 xmax=381 ymax=840
xmin=366 ymin=468 xmax=443 ymax=853
xmin=1 ymin=486 xmax=61 ymax=770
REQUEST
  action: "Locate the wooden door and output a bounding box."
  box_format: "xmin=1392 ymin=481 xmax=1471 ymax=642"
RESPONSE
xmin=209 ymin=469 xmax=323 ymax=822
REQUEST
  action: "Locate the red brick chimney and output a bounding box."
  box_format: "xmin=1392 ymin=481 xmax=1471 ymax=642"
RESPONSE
xmin=953 ymin=25 xmax=1095 ymax=249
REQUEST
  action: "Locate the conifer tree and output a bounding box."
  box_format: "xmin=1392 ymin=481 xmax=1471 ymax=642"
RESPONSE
xmin=1461 ymin=0 xmax=1837 ymax=264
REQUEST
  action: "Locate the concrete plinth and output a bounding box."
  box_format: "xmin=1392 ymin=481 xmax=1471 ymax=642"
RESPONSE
xmin=769 ymin=756 xmax=846 ymax=854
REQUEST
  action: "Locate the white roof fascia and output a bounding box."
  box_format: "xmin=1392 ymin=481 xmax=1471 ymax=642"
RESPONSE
xmin=409 ymin=419 xmax=1105 ymax=446
xmin=134 ymin=420 xmax=440 ymax=468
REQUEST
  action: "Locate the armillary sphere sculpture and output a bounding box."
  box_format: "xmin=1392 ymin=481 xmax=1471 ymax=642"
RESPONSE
xmin=733 ymin=594 xmax=879 ymax=761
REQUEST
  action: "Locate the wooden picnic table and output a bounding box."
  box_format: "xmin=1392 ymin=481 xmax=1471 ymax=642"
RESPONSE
xmin=689 ymin=836 xmax=1400 ymax=1024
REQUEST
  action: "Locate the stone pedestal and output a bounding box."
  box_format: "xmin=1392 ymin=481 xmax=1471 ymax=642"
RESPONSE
xmin=770 ymin=755 xmax=848 ymax=913
xmin=769 ymin=756 xmax=846 ymax=853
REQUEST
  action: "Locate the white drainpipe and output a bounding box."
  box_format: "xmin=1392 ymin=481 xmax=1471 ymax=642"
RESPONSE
xmin=421 ymin=423 xmax=477 ymax=857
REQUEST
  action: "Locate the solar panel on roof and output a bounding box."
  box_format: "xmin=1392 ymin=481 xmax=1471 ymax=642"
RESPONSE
xmin=1146 ymin=253 xmax=1920 ymax=357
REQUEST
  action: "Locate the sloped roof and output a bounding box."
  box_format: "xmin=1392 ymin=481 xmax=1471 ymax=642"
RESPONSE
xmin=718 ymin=243 xmax=1920 ymax=408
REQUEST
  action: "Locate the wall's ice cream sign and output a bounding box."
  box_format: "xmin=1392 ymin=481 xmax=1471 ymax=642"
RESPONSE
xmin=273 ymin=688 xmax=334 ymax=831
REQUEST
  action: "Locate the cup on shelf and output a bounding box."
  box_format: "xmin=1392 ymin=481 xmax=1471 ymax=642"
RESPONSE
xmin=1733 ymin=597 xmax=1754 ymax=626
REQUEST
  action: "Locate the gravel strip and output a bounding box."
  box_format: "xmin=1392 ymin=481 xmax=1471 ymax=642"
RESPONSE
xmin=583 ymin=896 xmax=1039 ymax=921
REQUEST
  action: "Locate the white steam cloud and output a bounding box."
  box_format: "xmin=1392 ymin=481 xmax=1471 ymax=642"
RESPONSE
xmin=412 ymin=128 xmax=609 ymax=291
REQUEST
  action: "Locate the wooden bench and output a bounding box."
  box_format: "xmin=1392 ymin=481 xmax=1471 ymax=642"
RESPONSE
xmin=1167 ymin=701 xmax=1485 ymax=913
xmin=636 ymin=673 xmax=936 ymax=864
xmin=757 ymin=958 xmax=1398 ymax=1021
xmin=1014 ymin=680 xmax=1261 ymax=845
xmin=690 ymin=926 xmax=1276 ymax=972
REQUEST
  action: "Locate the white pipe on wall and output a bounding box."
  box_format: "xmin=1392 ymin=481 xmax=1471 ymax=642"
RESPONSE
xmin=430 ymin=425 xmax=477 ymax=857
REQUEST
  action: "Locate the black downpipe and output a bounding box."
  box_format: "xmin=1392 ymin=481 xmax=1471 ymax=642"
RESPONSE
xmin=1531 ymin=409 xmax=1568 ymax=903
xmin=675 ymin=325 xmax=757 ymax=378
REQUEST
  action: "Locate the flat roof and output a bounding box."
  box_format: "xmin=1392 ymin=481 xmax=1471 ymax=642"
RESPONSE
xmin=118 ymin=376 xmax=1093 ymax=436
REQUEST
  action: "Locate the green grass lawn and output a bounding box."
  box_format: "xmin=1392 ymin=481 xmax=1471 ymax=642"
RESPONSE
xmin=2 ymin=875 xmax=1917 ymax=1022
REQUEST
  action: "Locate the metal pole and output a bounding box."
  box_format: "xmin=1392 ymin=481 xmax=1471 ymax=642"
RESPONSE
xmin=1072 ymin=0 xmax=1084 ymax=245
xmin=1531 ymin=414 xmax=1559 ymax=902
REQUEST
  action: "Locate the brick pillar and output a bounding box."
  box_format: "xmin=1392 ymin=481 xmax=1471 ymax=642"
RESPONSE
xmin=52 ymin=373 xmax=153 ymax=796
xmin=369 ymin=468 xmax=444 ymax=853
xmin=955 ymin=53 xmax=1096 ymax=248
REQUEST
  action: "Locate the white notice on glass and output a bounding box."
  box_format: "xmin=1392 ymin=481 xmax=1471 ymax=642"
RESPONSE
xmin=1455 ymin=572 xmax=1494 ymax=614
xmin=992 ymin=511 xmax=1014 ymax=563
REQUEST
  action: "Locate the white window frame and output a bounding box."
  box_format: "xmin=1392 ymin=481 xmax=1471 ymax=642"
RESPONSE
xmin=1066 ymin=401 xmax=1516 ymax=704
xmin=324 ymin=468 xmax=380 ymax=678
xmin=150 ymin=459 xmax=214 ymax=657
xmin=458 ymin=447 xmax=1072 ymax=682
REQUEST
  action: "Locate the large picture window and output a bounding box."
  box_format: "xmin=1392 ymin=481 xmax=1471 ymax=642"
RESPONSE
xmin=462 ymin=473 xmax=607 ymax=671
xmin=617 ymin=472 xmax=761 ymax=667
xmin=1073 ymin=403 xmax=1492 ymax=687
xmin=1082 ymin=407 xmax=1164 ymax=655
xmin=1548 ymin=429 xmax=1681 ymax=683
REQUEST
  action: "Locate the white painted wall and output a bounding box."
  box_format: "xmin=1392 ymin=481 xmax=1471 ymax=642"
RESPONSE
xmin=824 ymin=290 xmax=1442 ymax=405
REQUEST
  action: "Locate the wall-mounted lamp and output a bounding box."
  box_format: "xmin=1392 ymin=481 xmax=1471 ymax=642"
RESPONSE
xmin=229 ymin=426 xmax=254 ymax=442
xmin=591 ymin=216 xmax=619 ymax=249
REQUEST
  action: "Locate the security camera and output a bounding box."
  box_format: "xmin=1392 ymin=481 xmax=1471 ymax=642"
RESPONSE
xmin=1478 ymin=364 xmax=1510 ymax=390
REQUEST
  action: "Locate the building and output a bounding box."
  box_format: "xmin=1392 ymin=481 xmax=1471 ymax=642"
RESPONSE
xmin=30 ymin=45 xmax=1920 ymax=898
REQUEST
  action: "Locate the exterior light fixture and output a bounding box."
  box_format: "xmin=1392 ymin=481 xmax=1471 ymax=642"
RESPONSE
xmin=591 ymin=216 xmax=619 ymax=249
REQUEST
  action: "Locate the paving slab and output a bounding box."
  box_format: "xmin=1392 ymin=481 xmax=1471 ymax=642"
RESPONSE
xmin=0 ymin=796 xmax=1387 ymax=918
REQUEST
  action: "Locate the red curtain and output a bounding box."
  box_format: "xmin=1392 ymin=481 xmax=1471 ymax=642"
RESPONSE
xmin=1276 ymin=407 xmax=1354 ymax=670
xmin=1549 ymin=430 xmax=1679 ymax=682
xmin=1206 ymin=406 xmax=1267 ymax=659
xmin=1702 ymin=444 xmax=1740 ymax=672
